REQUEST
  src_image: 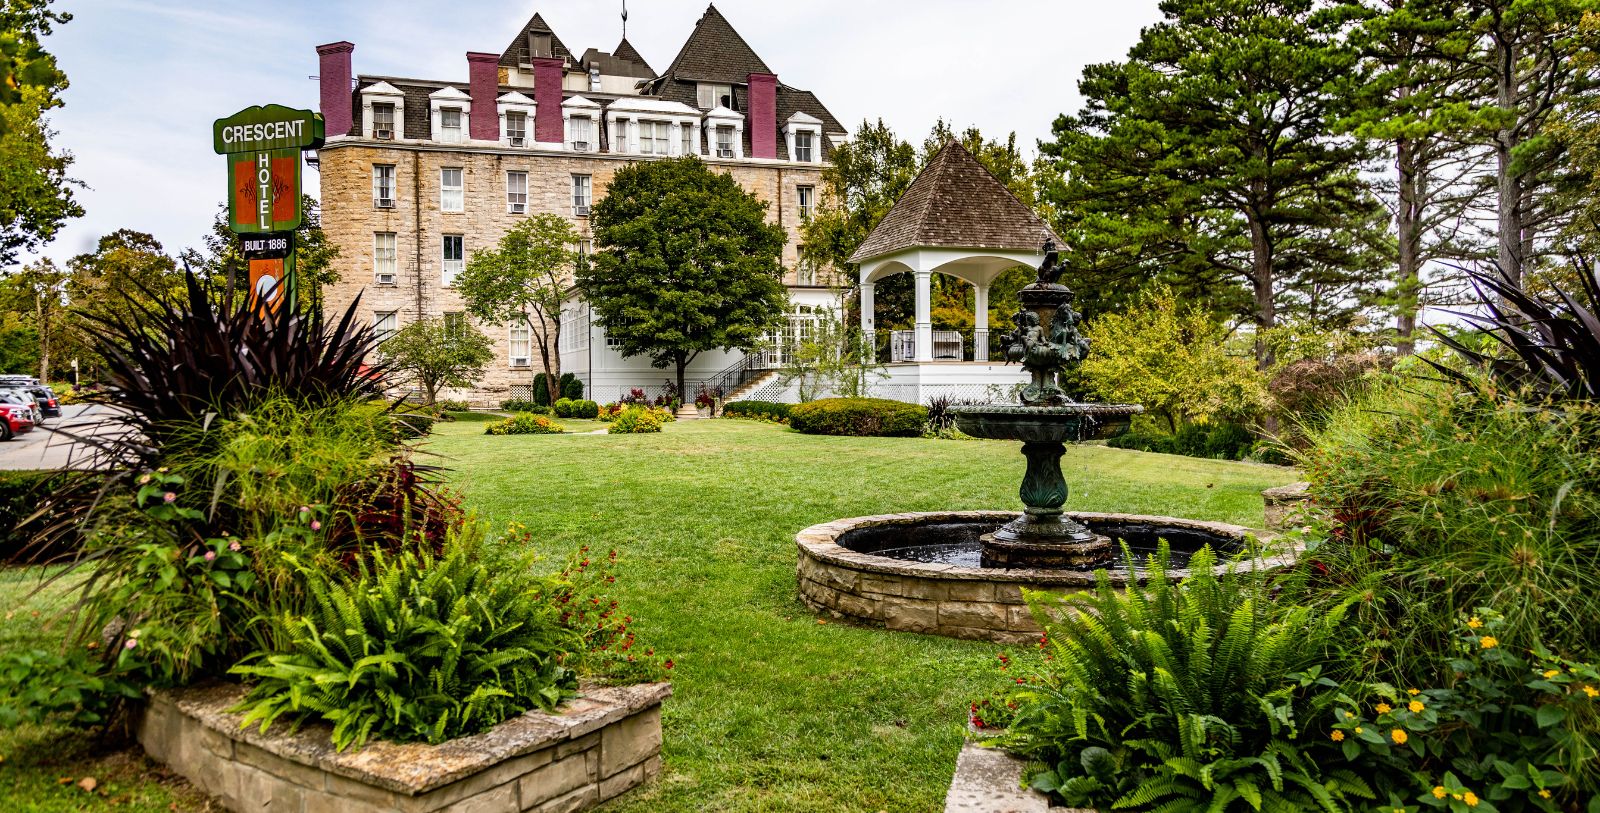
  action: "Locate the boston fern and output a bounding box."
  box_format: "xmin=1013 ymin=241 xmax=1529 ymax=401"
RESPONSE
xmin=1000 ymin=543 xmax=1371 ymax=812
xmin=230 ymin=544 xmax=579 ymax=751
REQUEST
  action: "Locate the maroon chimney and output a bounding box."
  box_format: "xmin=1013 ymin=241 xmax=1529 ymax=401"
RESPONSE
xmin=532 ymin=56 xmax=564 ymax=144
xmin=316 ymin=41 xmax=355 ymax=136
xmin=467 ymin=52 xmax=500 ymax=141
xmin=747 ymin=72 xmax=777 ymax=159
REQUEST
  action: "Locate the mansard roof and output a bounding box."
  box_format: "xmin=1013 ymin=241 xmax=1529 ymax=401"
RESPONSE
xmin=657 ymin=5 xmax=772 ymax=84
xmin=498 ymin=12 xmax=576 ymax=68
xmin=850 ymin=140 xmax=1059 ymax=264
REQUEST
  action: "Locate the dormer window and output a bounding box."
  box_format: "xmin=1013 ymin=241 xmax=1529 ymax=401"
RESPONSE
xmin=569 ymin=116 xmax=593 ymax=151
xmin=361 ymin=81 xmax=407 ymax=140
xmin=782 ymin=111 xmax=825 ymax=164
xmin=497 ymin=91 xmax=536 ymax=147
xmin=639 ymin=121 xmax=670 ymax=155
xmin=373 ymin=105 xmax=396 ymax=139
xmin=794 ymin=131 xmax=814 ymax=162
xmin=439 ymin=108 xmax=463 ymax=143
xmin=697 ymin=83 xmax=733 ymax=110
xmin=716 ymin=126 xmax=735 ymax=159
xmin=505 ymin=112 xmax=527 ymax=146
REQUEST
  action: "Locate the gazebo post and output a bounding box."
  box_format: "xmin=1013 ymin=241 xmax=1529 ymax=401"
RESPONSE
xmin=913 ymin=268 xmax=933 ymax=362
xmin=859 ymin=280 xmax=876 ymax=359
xmin=973 ymin=282 xmax=990 ymax=362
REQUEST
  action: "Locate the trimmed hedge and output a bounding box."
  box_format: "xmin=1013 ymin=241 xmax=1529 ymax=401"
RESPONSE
xmin=788 ymin=398 xmax=928 ymax=438
xmin=552 ymin=398 xmax=600 ymax=419
xmin=485 ymin=413 xmax=565 ymax=435
xmin=722 ymin=400 xmax=791 ymax=422
xmin=559 ymin=373 xmax=583 ymax=401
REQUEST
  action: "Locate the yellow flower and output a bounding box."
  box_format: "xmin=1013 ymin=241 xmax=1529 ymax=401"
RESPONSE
xmin=1376 ymin=703 xmax=1392 ymax=714
xmin=1407 ymin=688 xmax=1422 ymax=696
xmin=1480 ymin=636 xmax=1499 ymax=649
xmin=1391 ymin=729 xmax=1408 ymax=744
xmin=1584 ymin=685 xmax=1599 ymax=698
xmin=1331 ymin=730 xmax=1345 ymax=742
xmin=1344 ymin=711 xmax=1355 ymax=719
xmin=1432 ymin=786 xmax=1448 ymax=799
xmin=1463 ymin=791 xmax=1479 ymax=807
xmin=1539 ymin=789 xmax=1553 ymax=799
xmin=1354 ymin=727 xmax=1364 ymax=734
xmin=1467 ymin=617 xmax=1483 ymax=629
xmin=1409 ymin=700 xmax=1425 ymax=713
xmin=1544 ymin=669 xmax=1562 ymax=678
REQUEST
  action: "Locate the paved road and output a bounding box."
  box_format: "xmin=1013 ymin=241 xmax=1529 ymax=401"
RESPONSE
xmin=0 ymin=404 xmax=121 ymax=471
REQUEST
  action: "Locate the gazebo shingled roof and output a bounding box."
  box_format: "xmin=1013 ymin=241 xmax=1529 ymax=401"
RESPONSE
xmin=849 ymin=140 xmax=1059 ymax=265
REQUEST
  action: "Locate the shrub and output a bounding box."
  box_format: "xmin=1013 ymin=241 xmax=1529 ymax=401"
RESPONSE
xmin=608 ymin=406 xmax=664 ymax=434
xmin=0 ymin=648 xmax=138 ymax=730
xmin=559 ymin=373 xmax=583 ymax=401
xmin=788 ymin=397 xmax=928 ymax=437
xmin=437 ymin=398 xmax=471 ymax=412
xmin=0 ymin=470 xmax=66 ymax=564
xmin=568 ymin=399 xmax=599 ymax=419
xmin=721 ymin=400 xmax=791 ymax=422
xmin=229 ymin=538 xmax=580 ymax=751
xmin=553 ymin=397 xmax=575 ymax=418
xmin=531 ymin=373 xmax=552 ymax=406
xmin=500 ymin=398 xmax=536 ymax=412
xmin=485 ymin=413 xmax=565 ymax=435
xmin=1105 ymin=421 xmax=1256 ymax=460
xmin=998 ymin=544 xmax=1371 ymax=811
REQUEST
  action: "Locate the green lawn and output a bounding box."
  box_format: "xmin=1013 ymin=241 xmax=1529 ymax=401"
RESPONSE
xmin=0 ymin=418 xmax=1295 ymax=812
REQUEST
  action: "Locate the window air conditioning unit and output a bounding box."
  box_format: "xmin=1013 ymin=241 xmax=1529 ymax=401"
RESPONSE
xmin=717 ymin=148 xmax=734 ymax=158
xmin=511 ymin=357 xmax=530 ymax=367
xmin=376 ymin=198 xmax=395 ymax=209
xmin=571 ymin=141 xmax=590 ymax=152
xmin=376 ymin=273 xmax=396 ymax=285
xmin=375 ymin=129 xmax=393 ymax=140
xmin=509 ymin=136 xmax=526 ymax=147
xmin=509 ymin=202 xmax=526 ymax=214
xmin=574 ymin=205 xmax=591 ymax=216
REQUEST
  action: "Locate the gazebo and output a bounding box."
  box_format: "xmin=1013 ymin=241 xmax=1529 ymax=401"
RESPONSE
xmin=848 ymin=140 xmax=1057 ymax=401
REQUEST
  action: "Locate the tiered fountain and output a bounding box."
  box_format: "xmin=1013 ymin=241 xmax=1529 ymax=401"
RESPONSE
xmin=795 ymin=243 xmax=1286 ymax=643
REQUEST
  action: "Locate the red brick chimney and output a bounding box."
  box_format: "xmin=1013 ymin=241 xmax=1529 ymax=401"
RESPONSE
xmin=747 ymin=72 xmax=777 ymax=159
xmin=467 ymin=52 xmax=500 ymax=141
xmin=532 ymin=56 xmax=564 ymax=144
xmin=316 ymin=41 xmax=355 ymax=136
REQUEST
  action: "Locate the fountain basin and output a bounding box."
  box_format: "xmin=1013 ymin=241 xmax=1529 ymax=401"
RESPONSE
xmin=951 ymin=403 xmax=1142 ymax=443
xmin=796 ymin=511 xmax=1288 ymax=644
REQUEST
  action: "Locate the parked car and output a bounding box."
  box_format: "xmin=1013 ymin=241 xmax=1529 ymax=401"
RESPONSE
xmin=0 ymin=389 xmax=42 ymax=427
xmin=24 ymin=385 xmax=59 ymax=419
xmin=0 ymin=398 xmax=35 ymax=441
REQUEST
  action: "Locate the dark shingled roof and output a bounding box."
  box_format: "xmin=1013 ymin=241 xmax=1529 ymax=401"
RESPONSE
xmin=498 ymin=12 xmax=575 ymax=68
xmin=850 ymin=140 xmax=1059 ymax=263
xmin=613 ymin=38 xmax=655 ymax=77
xmin=658 ymin=5 xmax=771 ymax=83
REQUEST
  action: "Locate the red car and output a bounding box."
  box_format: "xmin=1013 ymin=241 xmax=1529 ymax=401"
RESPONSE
xmin=0 ymin=402 xmax=34 ymax=441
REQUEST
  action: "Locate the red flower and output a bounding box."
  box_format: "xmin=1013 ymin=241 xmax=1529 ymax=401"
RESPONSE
xmin=663 ymin=659 xmax=675 ymax=669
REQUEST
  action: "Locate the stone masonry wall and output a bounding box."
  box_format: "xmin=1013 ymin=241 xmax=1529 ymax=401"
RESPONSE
xmin=318 ymin=142 xmax=828 ymax=404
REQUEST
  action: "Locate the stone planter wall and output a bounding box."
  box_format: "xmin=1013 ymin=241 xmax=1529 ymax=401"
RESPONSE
xmin=136 ymin=681 xmax=670 ymax=813
xmin=1261 ymin=481 xmax=1313 ymax=532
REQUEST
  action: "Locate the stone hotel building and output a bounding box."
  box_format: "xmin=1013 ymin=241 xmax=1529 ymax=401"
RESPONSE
xmin=313 ymin=6 xmax=847 ymax=403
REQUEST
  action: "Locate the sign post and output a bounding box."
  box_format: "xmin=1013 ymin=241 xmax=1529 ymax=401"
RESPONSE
xmin=213 ymin=105 xmax=325 ymax=311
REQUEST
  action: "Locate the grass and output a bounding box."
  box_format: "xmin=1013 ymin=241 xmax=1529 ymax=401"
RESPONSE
xmin=0 ymin=418 xmax=1294 ymax=812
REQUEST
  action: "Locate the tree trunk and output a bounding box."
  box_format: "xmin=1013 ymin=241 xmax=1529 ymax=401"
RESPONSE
xmin=35 ymin=291 xmax=50 ymax=383
xmin=674 ymin=352 xmax=687 ymax=407
xmin=1395 ymin=134 xmax=1422 ymax=356
xmin=1494 ymin=37 xmax=1523 ymax=286
xmin=1247 ymin=213 xmax=1277 ymax=372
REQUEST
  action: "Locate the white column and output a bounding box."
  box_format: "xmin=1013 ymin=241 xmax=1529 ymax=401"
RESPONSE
xmin=973 ymin=283 xmax=990 ymax=362
xmin=860 ymin=281 xmax=876 ymax=360
xmin=914 ymin=270 xmax=933 ymax=362
xmin=561 ymin=109 xmax=571 ymax=146
xmin=734 ymin=122 xmax=745 ymax=158
xmin=668 ymin=122 xmax=681 ymax=156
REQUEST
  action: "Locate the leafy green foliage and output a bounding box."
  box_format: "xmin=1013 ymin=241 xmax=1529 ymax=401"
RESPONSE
xmin=608 ymin=406 xmax=665 ymax=434
xmin=456 ymin=213 xmax=579 ymax=404
xmin=0 ymin=648 xmax=136 ymax=730
xmin=559 ymin=372 xmax=582 ymax=401
xmin=1000 ymin=544 xmax=1369 ymax=812
xmin=721 ymin=400 xmax=791 ymax=422
xmin=788 ymin=397 xmax=927 ymax=437
xmin=552 ymin=398 xmax=599 ymax=419
xmin=187 ymin=197 xmax=341 ymax=315
xmin=484 ymin=413 xmax=564 ymax=435
xmin=583 ymin=156 xmax=788 ymax=397
xmin=1080 ymin=287 xmax=1267 ymax=430
xmin=1105 ymin=422 xmax=1257 ymax=460
xmin=229 ymin=540 xmax=580 ymax=751
xmin=376 ymin=316 xmax=494 ymax=406
xmin=499 ymin=399 xmax=550 ymax=415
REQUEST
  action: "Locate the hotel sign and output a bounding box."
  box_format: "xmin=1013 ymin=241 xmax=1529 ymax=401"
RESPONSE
xmin=213 ymin=105 xmax=325 ymax=234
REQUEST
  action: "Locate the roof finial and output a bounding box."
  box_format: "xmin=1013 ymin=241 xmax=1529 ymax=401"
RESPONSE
xmin=621 ymin=0 xmax=628 ymax=38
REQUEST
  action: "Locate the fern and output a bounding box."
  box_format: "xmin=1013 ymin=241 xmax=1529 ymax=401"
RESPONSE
xmin=229 ymin=543 xmax=580 ymax=751
xmin=1001 ymin=540 xmax=1358 ymax=811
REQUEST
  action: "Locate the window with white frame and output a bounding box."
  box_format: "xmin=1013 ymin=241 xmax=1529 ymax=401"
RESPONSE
xmin=373 ymin=311 xmax=398 ymax=342
xmin=507 ymin=171 xmax=528 ymax=213
xmin=373 ymin=164 xmax=395 ymax=208
xmin=441 ymin=234 xmax=464 ymax=286
xmin=797 ymin=244 xmax=817 ymax=286
xmin=505 ymin=111 xmax=527 ymax=146
xmin=568 ymin=117 xmax=594 ymax=151
xmin=508 ymin=319 xmax=532 ymax=367
xmin=697 ymin=83 xmax=733 ymax=110
xmin=559 ymin=302 xmax=589 ymax=352
xmin=572 ymin=174 xmax=591 ymax=214
xmin=372 ymin=104 xmax=396 ymax=139
xmin=794 ymin=131 xmax=815 ymax=162
xmin=797 ymin=185 xmax=814 ymax=220
xmin=444 ymin=311 xmax=467 ymax=339
xmin=439 ymin=108 xmax=463 ymax=143
xmin=373 ymin=232 xmax=397 ymax=284
xmin=440 ymin=168 xmax=464 ymax=212
xmin=682 ymin=125 xmax=696 ymax=155
xmin=638 ymin=121 xmax=669 ymax=155
xmin=715 ymin=126 xmax=735 ymax=158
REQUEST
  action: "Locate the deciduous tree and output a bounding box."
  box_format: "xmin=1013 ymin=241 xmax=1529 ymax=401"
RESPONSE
xmin=376 ymin=316 xmax=493 ymax=406
xmin=583 ymin=156 xmax=788 ymax=399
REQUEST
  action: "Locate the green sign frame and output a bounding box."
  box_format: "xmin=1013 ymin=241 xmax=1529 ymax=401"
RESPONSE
xmin=213 ymin=104 xmax=325 ymax=154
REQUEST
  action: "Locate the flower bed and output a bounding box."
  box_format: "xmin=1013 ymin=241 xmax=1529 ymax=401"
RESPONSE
xmin=138 ymin=681 xmax=670 ymax=813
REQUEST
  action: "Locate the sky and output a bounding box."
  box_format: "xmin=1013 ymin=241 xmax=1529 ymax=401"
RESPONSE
xmin=20 ymin=0 xmax=1164 ymax=269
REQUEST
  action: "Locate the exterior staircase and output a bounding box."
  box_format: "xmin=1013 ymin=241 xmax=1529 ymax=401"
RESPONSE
xmin=723 ymin=369 xmax=780 ymax=402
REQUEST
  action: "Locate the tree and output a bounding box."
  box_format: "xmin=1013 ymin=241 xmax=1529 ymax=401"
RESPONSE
xmin=0 ymin=1 xmax=77 ymax=264
xmin=64 ymin=230 xmax=181 ymax=379
xmin=583 ymin=156 xmax=788 ymax=398
xmin=0 ymin=0 xmax=68 ymax=133
xmin=1038 ymin=0 xmax=1388 ymax=369
xmin=1079 ymin=287 xmax=1267 ymax=432
xmin=777 ymin=309 xmax=884 ymax=401
xmin=0 ymin=256 xmax=65 ymax=380
xmin=187 ymin=196 xmax=341 ymax=314
xmin=376 ymin=316 xmax=494 ymax=406
xmin=454 ymin=213 xmax=578 ymax=405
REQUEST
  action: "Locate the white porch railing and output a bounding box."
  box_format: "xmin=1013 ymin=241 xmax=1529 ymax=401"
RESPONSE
xmin=889 ymin=330 xmax=964 ymax=362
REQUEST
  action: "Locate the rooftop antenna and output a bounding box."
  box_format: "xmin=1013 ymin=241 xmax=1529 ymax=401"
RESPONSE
xmin=621 ymin=0 xmax=628 ymax=38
